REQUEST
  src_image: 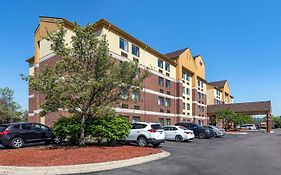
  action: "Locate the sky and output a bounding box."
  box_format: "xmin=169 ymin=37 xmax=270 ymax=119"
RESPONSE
xmin=0 ymin=0 xmax=280 ymax=115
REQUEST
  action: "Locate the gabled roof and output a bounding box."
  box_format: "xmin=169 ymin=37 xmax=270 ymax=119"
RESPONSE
xmin=208 ymin=80 xmax=227 ymax=89
xmin=164 ymin=48 xmax=188 ymax=59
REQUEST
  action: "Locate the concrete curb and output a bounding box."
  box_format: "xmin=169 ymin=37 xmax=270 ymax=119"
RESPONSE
xmin=0 ymin=150 xmax=170 ymax=175
xmin=226 ymin=132 xmax=248 ymax=135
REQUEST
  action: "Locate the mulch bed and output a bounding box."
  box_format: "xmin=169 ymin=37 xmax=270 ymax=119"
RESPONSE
xmin=0 ymin=145 xmax=161 ymax=166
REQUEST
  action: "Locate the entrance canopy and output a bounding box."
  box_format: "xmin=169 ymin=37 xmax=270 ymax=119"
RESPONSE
xmin=207 ymin=101 xmax=272 ymax=132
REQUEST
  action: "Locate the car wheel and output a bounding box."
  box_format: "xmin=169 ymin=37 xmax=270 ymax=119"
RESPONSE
xmin=175 ymin=135 xmax=183 ymax=142
xmin=53 ymin=136 xmax=62 ymax=144
xmin=10 ymin=137 xmax=24 ymax=149
xmin=137 ymin=136 xmax=148 ymax=147
xmin=152 ymin=143 xmax=161 ymax=148
xmin=199 ymin=133 xmax=206 ymax=139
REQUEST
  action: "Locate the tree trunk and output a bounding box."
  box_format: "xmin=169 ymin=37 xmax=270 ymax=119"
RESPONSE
xmin=79 ymin=115 xmax=86 ymax=146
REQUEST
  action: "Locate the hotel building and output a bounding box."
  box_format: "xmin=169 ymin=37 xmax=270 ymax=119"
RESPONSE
xmin=26 ymin=16 xmax=229 ymax=127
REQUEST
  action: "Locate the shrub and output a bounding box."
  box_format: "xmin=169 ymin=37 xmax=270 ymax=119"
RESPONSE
xmin=52 ymin=115 xmax=131 ymax=145
xmin=52 ymin=116 xmax=81 ymax=145
xmin=87 ymin=116 xmax=131 ymax=144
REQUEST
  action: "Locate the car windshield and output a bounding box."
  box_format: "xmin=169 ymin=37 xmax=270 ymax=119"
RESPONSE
xmin=151 ymin=124 xmax=162 ymax=130
xmin=178 ymin=126 xmax=188 ymax=130
xmin=194 ymin=124 xmax=203 ymax=128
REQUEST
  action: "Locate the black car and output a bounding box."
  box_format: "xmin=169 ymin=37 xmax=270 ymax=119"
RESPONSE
xmin=175 ymin=123 xmax=214 ymax=139
xmin=0 ymin=122 xmax=61 ymax=148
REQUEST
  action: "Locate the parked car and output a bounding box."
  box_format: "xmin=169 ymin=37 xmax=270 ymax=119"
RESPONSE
xmin=163 ymin=125 xmax=195 ymax=142
xmin=0 ymin=122 xmax=61 ymax=149
xmin=204 ymin=125 xmax=225 ymax=137
xmin=125 ymin=122 xmax=165 ymax=147
xmin=240 ymin=124 xmax=257 ymax=130
xmin=175 ymin=123 xmax=213 ymax=139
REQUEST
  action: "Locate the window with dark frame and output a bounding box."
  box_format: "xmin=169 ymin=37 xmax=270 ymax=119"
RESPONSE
xmin=119 ymin=38 xmax=128 ymax=51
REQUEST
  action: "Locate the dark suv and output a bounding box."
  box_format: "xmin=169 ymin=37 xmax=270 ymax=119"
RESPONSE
xmin=175 ymin=123 xmax=213 ymax=139
xmin=0 ymin=122 xmax=61 ymax=148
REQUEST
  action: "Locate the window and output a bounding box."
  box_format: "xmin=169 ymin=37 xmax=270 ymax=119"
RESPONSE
xmin=160 ymin=109 xmax=164 ymax=112
xmin=133 ymin=57 xmax=139 ymax=63
xmin=166 ymin=72 xmax=170 ymax=77
xmin=182 ymin=71 xmax=190 ymax=81
xmin=119 ymin=38 xmax=128 ymax=51
xmin=158 ymin=58 xmax=163 ymax=69
xmin=33 ymin=124 xmax=41 ymax=131
xmin=166 ymin=98 xmax=171 ymax=107
xmin=158 ymin=76 xmax=164 ymax=86
xmin=132 ymin=90 xmax=140 ymax=101
xmin=121 ymin=104 xmax=129 ymax=108
xmin=198 ymin=106 xmax=201 ymax=112
xmin=120 ymin=90 xmax=128 ymax=100
xmin=158 ymin=96 xmax=164 ymax=105
xmin=134 ymin=105 xmax=140 ymax=110
xmin=186 ymin=88 xmax=190 ymax=95
xmin=132 ymin=123 xmax=146 ymax=129
xmin=183 ymin=102 xmax=186 ymax=109
xmin=197 ymin=80 xmax=204 ymax=89
xmin=166 ymin=119 xmax=171 ymax=125
xmin=160 ymin=89 xmax=164 ymax=93
xmin=159 ymin=118 xmax=165 ymax=126
xmin=187 ymin=103 xmax=191 ymax=110
xmin=182 ymin=87 xmax=185 ymax=95
xmin=132 ymin=44 xmax=140 ymax=57
xmin=167 ymin=109 xmax=170 ymax=113
xmin=202 ymin=106 xmax=205 ymax=112
xmin=132 ymin=117 xmax=141 ymax=123
xmin=167 ymin=91 xmax=170 ymax=95
xmin=121 ymin=52 xmax=128 ymax=58
xmin=165 ymin=79 xmax=171 ymax=88
xmin=159 ymin=69 xmax=163 ymax=73
xmin=165 ymin=63 xmax=170 ymax=72
xmin=198 ymin=92 xmax=201 ymax=99
xmin=21 ymin=124 xmax=33 ymax=130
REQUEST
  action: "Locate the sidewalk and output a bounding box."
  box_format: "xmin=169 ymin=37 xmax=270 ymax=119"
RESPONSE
xmin=0 ymin=150 xmax=170 ymax=175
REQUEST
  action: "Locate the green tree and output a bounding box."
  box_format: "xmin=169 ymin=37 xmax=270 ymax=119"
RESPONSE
xmin=272 ymin=116 xmax=281 ymax=128
xmin=0 ymin=87 xmax=23 ymax=124
xmin=234 ymin=114 xmax=253 ymax=127
xmin=216 ymin=109 xmax=253 ymax=130
xmin=215 ymin=108 xmax=237 ymax=130
xmin=24 ymin=22 xmax=147 ymax=146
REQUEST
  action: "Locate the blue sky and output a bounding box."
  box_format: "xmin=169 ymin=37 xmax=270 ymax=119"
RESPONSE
xmin=0 ymin=0 xmax=280 ymax=115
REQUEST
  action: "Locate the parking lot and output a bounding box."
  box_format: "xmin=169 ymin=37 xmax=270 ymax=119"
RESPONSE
xmin=79 ymin=129 xmax=281 ymax=175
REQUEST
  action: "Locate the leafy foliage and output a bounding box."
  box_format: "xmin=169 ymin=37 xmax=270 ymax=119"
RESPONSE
xmin=215 ymin=108 xmax=253 ymax=130
xmin=52 ymin=113 xmax=130 ymax=145
xmin=272 ymin=116 xmax=281 ymax=128
xmin=24 ymin=21 xmax=147 ymax=145
xmin=87 ymin=115 xmax=131 ymax=144
xmin=0 ymin=87 xmax=25 ymax=124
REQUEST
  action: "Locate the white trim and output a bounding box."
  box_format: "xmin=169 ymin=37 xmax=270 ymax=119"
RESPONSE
xmin=39 ymin=52 xmax=56 ymax=64
xmin=34 ymin=109 xmax=43 ymax=114
xmin=192 ymin=87 xmax=206 ymax=94
xmin=193 ymin=116 xmax=208 ymax=119
xmin=28 ymin=94 xmax=35 ymax=98
xmin=28 ymin=113 xmax=34 ymax=117
xmin=192 ymin=101 xmax=207 ymax=107
xmin=115 ymin=108 xmax=193 ymax=118
xmin=142 ymin=88 xmax=182 ymax=100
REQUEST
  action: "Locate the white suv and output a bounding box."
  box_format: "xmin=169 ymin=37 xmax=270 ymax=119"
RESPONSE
xmin=163 ymin=125 xmax=195 ymax=142
xmin=125 ymin=122 xmax=165 ymax=147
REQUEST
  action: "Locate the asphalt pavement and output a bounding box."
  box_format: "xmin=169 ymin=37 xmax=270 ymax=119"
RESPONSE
xmin=76 ymin=129 xmax=281 ymax=175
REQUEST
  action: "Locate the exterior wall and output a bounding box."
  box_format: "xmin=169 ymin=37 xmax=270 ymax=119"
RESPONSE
xmin=101 ymin=28 xmax=176 ymax=79
xmin=28 ymin=17 xmax=235 ymax=128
